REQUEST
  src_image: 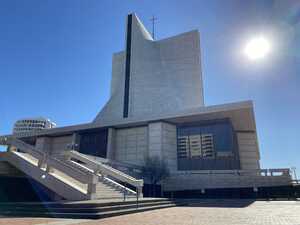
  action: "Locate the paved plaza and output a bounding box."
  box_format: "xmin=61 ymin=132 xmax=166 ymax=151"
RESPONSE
xmin=0 ymin=200 xmax=300 ymax=225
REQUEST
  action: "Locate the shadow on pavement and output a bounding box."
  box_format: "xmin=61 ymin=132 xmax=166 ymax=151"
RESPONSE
xmin=179 ymin=199 xmax=256 ymax=208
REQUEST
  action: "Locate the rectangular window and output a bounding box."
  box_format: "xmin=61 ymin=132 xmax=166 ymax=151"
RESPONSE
xmin=201 ymin=134 xmax=214 ymax=158
xmin=176 ymin=119 xmax=240 ymax=170
xmin=177 ymin=133 xmax=214 ymax=159
xmin=177 ymin=135 xmax=189 ymax=158
xmin=78 ymin=129 xmax=108 ymax=158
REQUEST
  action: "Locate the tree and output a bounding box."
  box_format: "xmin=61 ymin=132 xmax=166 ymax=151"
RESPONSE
xmin=142 ymin=156 xmax=170 ymax=197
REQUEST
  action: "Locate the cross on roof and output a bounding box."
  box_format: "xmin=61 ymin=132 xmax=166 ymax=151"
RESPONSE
xmin=150 ymin=16 xmax=158 ymax=40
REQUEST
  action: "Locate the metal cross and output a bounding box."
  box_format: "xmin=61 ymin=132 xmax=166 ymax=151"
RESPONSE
xmin=150 ymin=15 xmax=158 ymax=40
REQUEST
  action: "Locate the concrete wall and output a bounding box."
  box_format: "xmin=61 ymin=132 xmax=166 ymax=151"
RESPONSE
xmin=35 ymin=135 xmax=73 ymax=157
xmin=35 ymin=137 xmax=51 ymax=154
xmin=115 ymin=126 xmax=148 ymax=166
xmin=163 ymin=170 xmax=291 ymax=191
xmin=50 ymin=135 xmax=73 ymax=157
xmin=95 ymin=52 xmax=126 ymax=123
xmin=237 ymin=132 xmax=260 ymax=170
xmin=113 ymin=122 xmax=177 ymax=172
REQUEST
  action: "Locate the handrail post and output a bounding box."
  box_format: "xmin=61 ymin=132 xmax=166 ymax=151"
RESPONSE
xmin=123 ymin=187 xmax=126 ymax=202
xmin=136 ymin=186 xmax=142 ymax=208
xmin=136 ymin=186 xmax=139 ymax=209
xmin=38 ymin=154 xmax=46 ymax=169
xmin=87 ymin=174 xmax=98 ymax=200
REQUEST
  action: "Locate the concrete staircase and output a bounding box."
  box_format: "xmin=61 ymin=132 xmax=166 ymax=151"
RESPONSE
xmin=0 ymin=198 xmax=182 ymax=219
xmin=65 ymin=152 xmax=138 ymax=199
xmin=0 ymin=136 xmax=143 ymax=201
xmin=96 ymin=179 xmax=135 ymax=199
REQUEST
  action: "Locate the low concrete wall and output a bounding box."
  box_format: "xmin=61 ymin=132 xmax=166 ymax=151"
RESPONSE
xmin=163 ymin=169 xmax=292 ymax=191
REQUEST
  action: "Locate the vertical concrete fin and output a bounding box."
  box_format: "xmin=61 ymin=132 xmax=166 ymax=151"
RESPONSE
xmin=130 ymin=13 xmax=154 ymax=41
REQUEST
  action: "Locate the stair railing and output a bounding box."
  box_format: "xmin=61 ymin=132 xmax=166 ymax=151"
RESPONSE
xmin=67 ymin=150 xmax=144 ymax=197
xmin=2 ymin=136 xmax=99 ymax=199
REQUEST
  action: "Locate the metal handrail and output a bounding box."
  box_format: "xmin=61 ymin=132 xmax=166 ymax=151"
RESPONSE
xmin=291 ymin=179 xmax=300 ymax=184
xmin=103 ymin=176 xmax=137 ymax=195
xmin=174 ymin=169 xmax=291 ymax=176
xmin=68 ymin=151 xmax=144 ymax=189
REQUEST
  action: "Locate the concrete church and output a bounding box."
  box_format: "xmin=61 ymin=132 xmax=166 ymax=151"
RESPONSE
xmin=0 ymin=14 xmax=292 ymax=200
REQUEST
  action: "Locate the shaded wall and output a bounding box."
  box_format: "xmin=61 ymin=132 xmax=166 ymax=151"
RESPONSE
xmin=0 ymin=176 xmax=53 ymax=202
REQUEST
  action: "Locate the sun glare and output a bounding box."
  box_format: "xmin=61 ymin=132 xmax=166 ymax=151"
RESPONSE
xmin=244 ymin=36 xmax=271 ymax=61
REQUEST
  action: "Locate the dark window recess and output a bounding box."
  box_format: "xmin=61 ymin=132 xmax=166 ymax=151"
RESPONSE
xmin=177 ymin=119 xmax=241 ymax=170
xmin=79 ymin=129 xmax=108 ymax=158
xmin=123 ymin=14 xmax=132 ymax=118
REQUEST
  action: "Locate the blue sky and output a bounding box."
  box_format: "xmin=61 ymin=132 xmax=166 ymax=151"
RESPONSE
xmin=0 ymin=0 xmax=299 ymax=175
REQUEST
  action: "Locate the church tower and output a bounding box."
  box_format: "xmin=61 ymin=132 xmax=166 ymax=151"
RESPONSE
xmin=94 ymin=13 xmax=204 ymax=124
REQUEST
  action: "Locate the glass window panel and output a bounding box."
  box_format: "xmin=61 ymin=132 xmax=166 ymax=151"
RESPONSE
xmin=177 ymin=120 xmax=234 ymax=161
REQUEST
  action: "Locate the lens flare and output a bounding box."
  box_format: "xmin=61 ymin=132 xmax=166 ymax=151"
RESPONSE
xmin=244 ymin=36 xmax=271 ymax=60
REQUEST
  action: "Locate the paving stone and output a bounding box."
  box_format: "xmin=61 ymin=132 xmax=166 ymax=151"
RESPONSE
xmin=0 ymin=200 xmax=299 ymax=225
xmin=77 ymin=200 xmax=300 ymax=225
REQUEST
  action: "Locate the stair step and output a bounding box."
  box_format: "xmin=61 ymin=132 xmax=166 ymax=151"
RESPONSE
xmin=0 ymin=202 xmax=178 ymax=219
xmin=96 ymin=190 xmax=119 ymax=193
xmin=0 ymin=200 xmax=175 ymax=214
xmin=0 ymin=198 xmax=173 ymax=208
xmin=96 ymin=194 xmax=123 ymax=197
xmin=96 ymin=185 xmax=136 ymax=196
xmin=98 ymin=203 xmax=178 ymax=219
xmin=96 ymin=189 xmax=122 ymax=192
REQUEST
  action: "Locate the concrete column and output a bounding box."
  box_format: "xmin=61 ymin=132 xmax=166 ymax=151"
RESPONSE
xmin=106 ymin=128 xmax=115 ymax=160
xmin=161 ymin=122 xmax=177 ymax=173
xmin=148 ymin=122 xmax=178 ymax=173
xmin=148 ymin=122 xmax=163 ymax=159
xmin=87 ymin=175 xmax=98 ymax=199
xmin=36 ymin=137 xmax=51 ymax=168
xmin=72 ymin=133 xmax=80 ymax=151
xmin=46 ymin=164 xmax=54 ymax=173
xmin=138 ymin=186 xmax=143 ymax=197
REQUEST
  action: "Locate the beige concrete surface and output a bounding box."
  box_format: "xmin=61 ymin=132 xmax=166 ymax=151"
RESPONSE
xmin=0 ymin=218 xmax=61 ymax=225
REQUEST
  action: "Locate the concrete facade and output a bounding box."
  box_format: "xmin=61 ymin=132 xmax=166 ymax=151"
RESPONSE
xmin=108 ymin=122 xmax=177 ymax=172
xmin=92 ymin=13 xmax=261 ymax=174
xmin=94 ymin=14 xmax=204 ymax=124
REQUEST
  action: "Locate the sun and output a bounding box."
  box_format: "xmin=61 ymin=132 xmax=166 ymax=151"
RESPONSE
xmin=244 ymin=36 xmax=271 ymax=61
